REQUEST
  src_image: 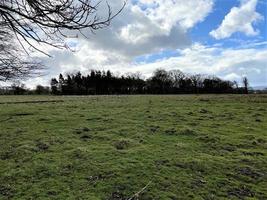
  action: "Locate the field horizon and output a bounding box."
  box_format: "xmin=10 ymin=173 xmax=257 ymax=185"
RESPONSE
xmin=0 ymin=94 xmax=266 ymax=199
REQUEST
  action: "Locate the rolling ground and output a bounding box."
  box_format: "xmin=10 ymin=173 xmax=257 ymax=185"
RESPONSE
xmin=0 ymin=95 xmax=266 ymax=199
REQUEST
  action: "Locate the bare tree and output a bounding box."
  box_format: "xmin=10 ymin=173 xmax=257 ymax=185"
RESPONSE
xmin=0 ymin=0 xmax=125 ymax=53
xmin=242 ymin=76 xmax=249 ymax=94
xmin=169 ymin=70 xmax=186 ymax=88
xmin=0 ymin=0 xmax=125 ymax=80
xmin=190 ymin=74 xmax=203 ymax=93
xmin=0 ymin=27 xmax=43 ymax=81
xmin=233 ymin=81 xmax=239 ymax=89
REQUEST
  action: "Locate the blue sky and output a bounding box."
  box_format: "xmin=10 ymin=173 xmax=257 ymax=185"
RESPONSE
xmin=136 ymin=0 xmax=267 ymax=63
xmin=191 ymin=0 xmax=266 ymax=47
xmin=16 ymin=0 xmax=267 ymax=88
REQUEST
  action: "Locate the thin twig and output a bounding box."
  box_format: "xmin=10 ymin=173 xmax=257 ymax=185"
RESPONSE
xmin=128 ymin=181 xmax=152 ymax=200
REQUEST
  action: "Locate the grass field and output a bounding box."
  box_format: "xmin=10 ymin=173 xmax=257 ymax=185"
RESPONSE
xmin=0 ymin=95 xmax=266 ymax=200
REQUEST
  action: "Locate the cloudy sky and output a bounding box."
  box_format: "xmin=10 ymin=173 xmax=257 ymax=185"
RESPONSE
xmin=20 ymin=0 xmax=267 ymax=88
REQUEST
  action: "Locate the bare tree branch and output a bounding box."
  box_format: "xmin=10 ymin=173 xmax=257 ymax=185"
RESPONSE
xmin=0 ymin=0 xmax=126 ymax=54
xmin=0 ymin=0 xmax=125 ymax=81
xmin=0 ymin=27 xmax=44 ymax=81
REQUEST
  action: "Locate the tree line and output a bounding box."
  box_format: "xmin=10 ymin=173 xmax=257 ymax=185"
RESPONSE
xmin=0 ymin=84 xmax=50 ymax=95
xmin=0 ymin=68 xmax=254 ymax=95
xmin=0 ymin=69 xmax=253 ymax=95
xmin=48 ymin=69 xmax=249 ymax=95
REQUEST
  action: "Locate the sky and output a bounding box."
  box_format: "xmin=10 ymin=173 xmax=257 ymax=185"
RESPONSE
xmin=14 ymin=0 xmax=267 ymax=88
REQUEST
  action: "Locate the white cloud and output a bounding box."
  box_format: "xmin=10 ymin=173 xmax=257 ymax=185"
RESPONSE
xmin=75 ymin=1 xmax=191 ymax=59
xmin=74 ymin=0 xmax=214 ymax=58
xmin=127 ymin=43 xmax=267 ymax=86
xmin=22 ymin=42 xmax=267 ymax=88
xmin=224 ymin=73 xmax=241 ymax=81
xmin=134 ymin=43 xmax=267 ymax=74
xmin=210 ymin=0 xmax=263 ymax=39
xmin=136 ymin=0 xmax=214 ymax=30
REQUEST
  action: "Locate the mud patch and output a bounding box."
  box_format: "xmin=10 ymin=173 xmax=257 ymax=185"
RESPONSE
xmin=114 ymin=139 xmax=131 ymax=150
xmin=228 ymin=186 xmax=254 ymax=199
xmin=0 ymin=184 xmax=15 ymax=198
xmin=36 ymin=141 xmax=49 ymax=151
xmin=149 ymin=125 xmax=160 ymax=134
xmin=237 ymin=167 xmax=264 ymax=180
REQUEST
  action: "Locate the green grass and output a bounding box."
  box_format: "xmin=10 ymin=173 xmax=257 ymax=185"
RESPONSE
xmin=0 ymin=95 xmax=266 ymax=200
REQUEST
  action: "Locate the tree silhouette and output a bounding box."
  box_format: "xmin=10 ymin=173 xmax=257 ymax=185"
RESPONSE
xmin=51 ymin=78 xmax=59 ymax=95
xmin=190 ymin=74 xmax=203 ymax=94
xmin=50 ymin=69 xmax=240 ymax=95
xmin=242 ymin=76 xmax=249 ymax=94
xmin=148 ymin=69 xmax=172 ymax=94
